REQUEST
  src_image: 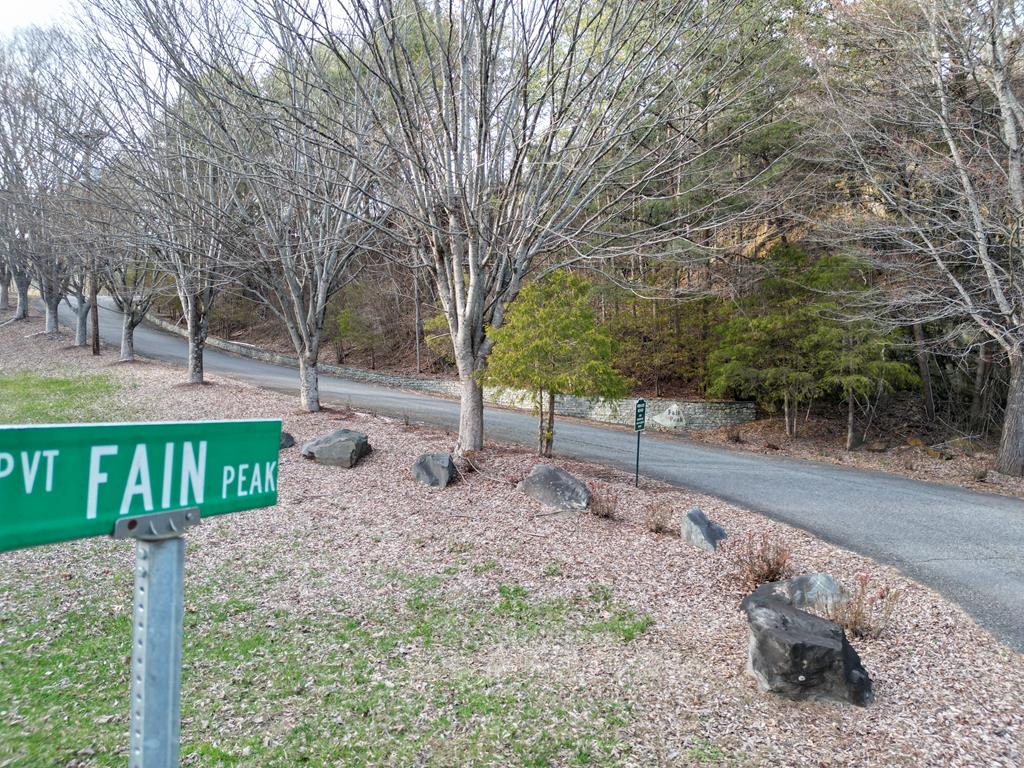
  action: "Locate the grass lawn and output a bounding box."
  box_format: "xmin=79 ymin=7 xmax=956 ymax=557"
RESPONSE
xmin=0 ymin=551 xmax=651 ymax=767
xmin=0 ymin=372 xmax=126 ymax=424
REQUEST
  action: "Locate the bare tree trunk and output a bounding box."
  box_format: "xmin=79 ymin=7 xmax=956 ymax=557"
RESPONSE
xmin=537 ymin=390 xmax=545 ymax=455
xmin=120 ymin=311 xmax=135 ymax=361
xmin=187 ymin=336 xmax=204 ymax=383
xmin=783 ymin=392 xmax=794 ymax=438
xmin=545 ymin=391 xmax=556 ymax=457
xmin=413 ymin=273 xmax=422 ymax=375
xmin=90 ymin=270 xmax=99 ymax=356
xmin=13 ymin=276 xmax=30 ymax=320
xmin=299 ymin=355 xmax=320 ymax=412
xmin=912 ymin=323 xmax=935 ymax=423
xmin=185 ymin=300 xmax=206 ymax=384
xmin=997 ymin=352 xmax=1024 ymax=476
xmin=0 ymin=276 xmax=8 ymax=311
xmin=456 ymin=374 xmax=485 ymax=454
xmin=74 ymin=294 xmax=90 ymax=347
xmin=845 ymin=393 xmax=859 ymax=451
xmin=969 ymin=342 xmax=992 ymax=433
xmin=44 ymin=300 xmax=59 ymax=334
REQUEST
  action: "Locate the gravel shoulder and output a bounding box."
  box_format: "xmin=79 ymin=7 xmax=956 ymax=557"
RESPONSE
xmin=691 ymin=415 xmax=1024 ymax=499
xmin=1 ymin=314 xmax=1022 ymax=768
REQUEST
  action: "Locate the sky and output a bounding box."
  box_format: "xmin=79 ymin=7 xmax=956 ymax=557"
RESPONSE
xmin=0 ymin=0 xmax=71 ymax=35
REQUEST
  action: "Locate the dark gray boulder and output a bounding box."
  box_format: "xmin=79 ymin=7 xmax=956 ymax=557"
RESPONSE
xmin=517 ymin=464 xmax=591 ymax=511
xmin=740 ymin=591 xmax=873 ymax=706
xmin=679 ymin=507 xmax=726 ymax=552
xmin=280 ymin=431 xmax=296 ymax=449
xmin=300 ymin=429 xmax=371 ymax=468
xmin=412 ymin=453 xmax=456 ymax=488
xmin=750 ymin=573 xmax=847 ymax=612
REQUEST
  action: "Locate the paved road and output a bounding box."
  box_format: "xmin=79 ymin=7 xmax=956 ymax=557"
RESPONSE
xmin=59 ymin=300 xmax=1024 ymax=651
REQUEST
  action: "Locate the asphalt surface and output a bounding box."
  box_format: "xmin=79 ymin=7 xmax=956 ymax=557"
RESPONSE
xmin=55 ymin=299 xmax=1024 ymax=652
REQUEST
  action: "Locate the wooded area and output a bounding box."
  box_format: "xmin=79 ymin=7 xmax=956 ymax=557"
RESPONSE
xmin=2 ymin=0 xmax=1023 ymax=473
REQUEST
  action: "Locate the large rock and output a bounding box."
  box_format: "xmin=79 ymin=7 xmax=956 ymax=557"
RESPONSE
xmin=411 ymin=453 xmax=456 ymax=488
xmin=740 ymin=591 xmax=873 ymax=707
xmin=749 ymin=573 xmax=847 ymax=612
xmin=300 ymin=429 xmax=371 ymax=468
xmin=679 ymin=507 xmax=726 ymax=552
xmin=653 ymin=404 xmax=687 ymax=430
xmin=280 ymin=431 xmax=296 ymax=449
xmin=517 ymin=464 xmax=591 ymax=511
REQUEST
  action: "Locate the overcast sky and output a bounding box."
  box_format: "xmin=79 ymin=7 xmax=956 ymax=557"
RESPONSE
xmin=0 ymin=0 xmax=71 ymax=34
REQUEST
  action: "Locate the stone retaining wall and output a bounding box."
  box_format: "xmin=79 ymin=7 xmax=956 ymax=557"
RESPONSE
xmin=146 ymin=315 xmax=756 ymax=432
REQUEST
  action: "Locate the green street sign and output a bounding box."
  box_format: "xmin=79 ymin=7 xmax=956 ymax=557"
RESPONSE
xmin=0 ymin=419 xmax=281 ymax=553
xmin=634 ymin=399 xmax=647 ymax=432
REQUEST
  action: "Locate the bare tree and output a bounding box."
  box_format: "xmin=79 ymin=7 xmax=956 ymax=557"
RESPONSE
xmin=82 ymin=1 xmax=240 ymax=383
xmin=0 ymin=257 xmax=9 ymax=310
xmin=813 ymin=0 xmax=1024 ymax=474
xmin=300 ymin=0 xmax=761 ymax=451
xmin=0 ymin=28 xmax=102 ymax=335
xmin=83 ymin=0 xmax=380 ymax=402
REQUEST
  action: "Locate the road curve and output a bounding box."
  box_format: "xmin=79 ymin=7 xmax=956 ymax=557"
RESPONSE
xmin=58 ymin=300 xmax=1024 ymax=652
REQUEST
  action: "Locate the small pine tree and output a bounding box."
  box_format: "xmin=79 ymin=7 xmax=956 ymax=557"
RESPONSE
xmin=483 ymin=271 xmax=629 ymax=456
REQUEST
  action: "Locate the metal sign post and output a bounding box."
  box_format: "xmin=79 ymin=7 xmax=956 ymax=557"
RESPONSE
xmin=634 ymin=399 xmax=646 ymax=487
xmin=114 ymin=509 xmax=199 ymax=768
xmin=0 ymin=419 xmax=282 ymax=766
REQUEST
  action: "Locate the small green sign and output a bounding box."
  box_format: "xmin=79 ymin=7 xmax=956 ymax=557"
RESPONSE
xmin=0 ymin=419 xmax=281 ymax=552
xmin=634 ymin=399 xmax=647 ymax=432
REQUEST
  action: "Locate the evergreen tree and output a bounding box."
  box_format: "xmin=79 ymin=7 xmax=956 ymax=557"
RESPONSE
xmin=707 ymin=244 xmax=916 ymax=445
xmin=483 ymin=272 xmax=629 ymax=456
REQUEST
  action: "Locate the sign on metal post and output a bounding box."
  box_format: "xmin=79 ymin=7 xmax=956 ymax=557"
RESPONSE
xmin=634 ymin=399 xmax=646 ymax=487
xmin=0 ymin=419 xmax=282 ymax=767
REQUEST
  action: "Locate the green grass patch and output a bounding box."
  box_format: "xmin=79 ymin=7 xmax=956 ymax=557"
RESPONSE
xmin=0 ymin=372 xmax=125 ymax=424
xmin=1 ymin=562 xmax=649 ymax=766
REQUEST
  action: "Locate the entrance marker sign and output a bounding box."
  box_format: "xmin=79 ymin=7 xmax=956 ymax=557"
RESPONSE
xmin=1 ymin=419 xmax=282 ymax=768
xmin=0 ymin=419 xmax=281 ymax=552
xmin=634 ymin=399 xmax=646 ymax=487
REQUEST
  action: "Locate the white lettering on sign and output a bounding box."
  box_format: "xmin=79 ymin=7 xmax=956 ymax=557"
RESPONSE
xmin=180 ymin=441 xmax=206 ymax=507
xmin=248 ymin=463 xmax=262 ymax=496
xmin=21 ymin=451 xmax=40 ymax=493
xmin=237 ymin=463 xmax=250 ymax=497
xmin=221 ymin=465 xmax=235 ymax=498
xmin=221 ymin=461 xmax=277 ymax=499
xmin=85 ymin=441 xmax=209 ymax=519
xmin=120 ymin=444 xmax=154 ymax=515
xmin=161 ymin=442 xmax=174 ymax=509
xmin=87 ymin=445 xmax=119 ymax=519
xmin=0 ymin=450 xmax=60 ymax=493
xmin=42 ymin=450 xmax=58 ymax=492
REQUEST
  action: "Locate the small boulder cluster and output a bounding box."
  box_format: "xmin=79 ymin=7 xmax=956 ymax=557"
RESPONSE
xmin=740 ymin=575 xmax=873 ymax=706
xmin=284 ymin=426 xmax=873 ymax=707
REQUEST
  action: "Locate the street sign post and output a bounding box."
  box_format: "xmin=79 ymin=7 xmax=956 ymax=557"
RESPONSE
xmin=0 ymin=419 xmax=281 ymax=768
xmin=634 ymin=399 xmax=646 ymax=487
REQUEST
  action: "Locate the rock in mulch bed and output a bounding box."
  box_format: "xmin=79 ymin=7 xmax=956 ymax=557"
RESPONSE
xmin=300 ymin=428 xmax=371 ymax=468
xmin=753 ymin=572 xmax=848 ymax=611
xmin=279 ymin=430 xmax=296 ymax=449
xmin=411 ymin=452 xmax=456 ymax=488
xmin=517 ymin=464 xmax=590 ymax=511
xmin=741 ymin=584 xmax=873 ymax=707
xmin=679 ymin=507 xmax=726 ymax=552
